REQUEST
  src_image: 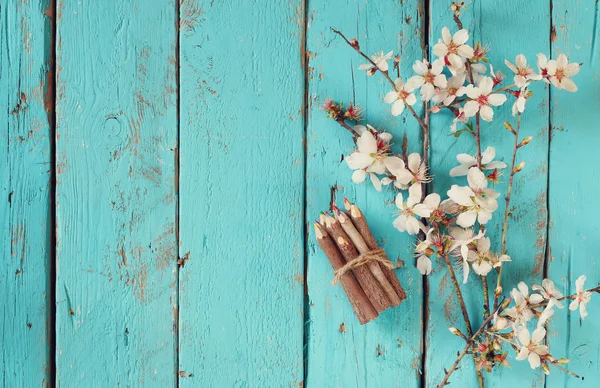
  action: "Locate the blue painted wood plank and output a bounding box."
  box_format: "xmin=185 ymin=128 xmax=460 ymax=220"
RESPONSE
xmin=177 ymin=1 xmax=305 ymax=385
xmin=55 ymin=1 xmax=178 ymax=386
xmin=427 ymin=1 xmax=549 ymax=386
xmin=0 ymin=1 xmax=52 ymax=386
xmin=306 ymin=1 xmax=424 ymax=386
xmin=546 ymin=1 xmax=600 ymax=386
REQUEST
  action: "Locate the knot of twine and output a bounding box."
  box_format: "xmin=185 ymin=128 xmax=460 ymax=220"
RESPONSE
xmin=332 ymin=248 xmax=394 ymax=285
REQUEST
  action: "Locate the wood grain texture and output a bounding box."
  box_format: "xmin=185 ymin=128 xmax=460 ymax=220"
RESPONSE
xmin=0 ymin=1 xmax=53 ymax=386
xmin=55 ymin=1 xmax=178 ymax=386
xmin=2 ymin=1 xmax=600 ymax=386
xmin=427 ymin=1 xmax=549 ymax=386
xmin=546 ymin=1 xmax=600 ymax=386
xmin=177 ymin=1 xmax=305 ymax=385
xmin=306 ymin=1 xmax=424 ymax=386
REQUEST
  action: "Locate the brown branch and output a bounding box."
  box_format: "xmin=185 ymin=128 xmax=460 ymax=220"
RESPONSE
xmin=331 ymin=28 xmax=396 ymax=89
xmin=527 ymin=284 xmax=600 ymax=310
xmin=331 ymin=28 xmax=428 ymax=132
xmin=438 ymin=298 xmax=512 ymax=388
xmin=441 ymin=254 xmax=474 ymax=336
xmin=493 ymin=113 xmax=522 ymax=311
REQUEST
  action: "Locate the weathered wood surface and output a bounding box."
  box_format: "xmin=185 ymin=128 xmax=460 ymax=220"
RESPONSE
xmin=178 ymin=0 xmax=305 ymax=386
xmin=1 ymin=0 xmax=598 ymax=387
xmin=547 ymin=1 xmax=600 ymax=386
xmin=55 ymin=0 xmax=178 ymax=386
xmin=306 ymin=1 xmax=424 ymax=386
xmin=0 ymin=0 xmax=53 ymax=386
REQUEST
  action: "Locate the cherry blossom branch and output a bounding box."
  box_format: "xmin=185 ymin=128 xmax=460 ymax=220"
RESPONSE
xmin=441 ymin=253 xmax=474 ymax=336
xmin=438 ymin=298 xmax=511 ymax=388
xmin=486 ymin=332 xmax=582 ymax=379
xmin=331 ymin=28 xmax=429 ymax=131
xmin=549 ymin=361 xmax=582 ymax=379
xmin=493 ymin=113 xmax=522 ymax=311
xmin=527 ymin=285 xmax=600 ymax=310
xmin=439 ymin=253 xmax=486 ymax=388
xmin=331 ymin=28 xmax=397 ymax=88
xmin=337 ymin=119 xmax=359 ymax=137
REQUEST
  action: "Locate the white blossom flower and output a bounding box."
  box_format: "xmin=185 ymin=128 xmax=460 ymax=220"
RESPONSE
xmin=390 ymin=153 xmax=431 ymax=190
xmin=447 ymin=167 xmax=500 ymax=227
xmin=450 ymin=107 xmax=469 ymax=133
xmin=415 ymin=228 xmax=435 ymax=275
xmin=532 ymin=278 xmax=564 ymax=309
xmin=359 ymin=50 xmax=394 ymax=75
xmin=537 ymin=53 xmax=550 ymax=80
xmin=463 ymin=76 xmax=507 ymax=121
xmin=490 ymin=252 xmax=511 ymax=269
xmin=512 ymin=85 xmax=529 ymax=116
xmin=537 ymin=306 xmax=555 ymax=327
xmin=470 ymin=63 xmax=488 ymax=83
xmin=449 ymin=146 xmax=507 ymax=177
xmin=433 ymin=27 xmax=474 ymax=72
xmin=393 ymin=184 xmax=437 ymax=235
xmin=516 ymin=326 xmax=549 ymax=369
xmin=505 ymin=282 xmax=544 ymax=324
xmin=466 ymin=237 xmax=494 ymax=277
xmin=346 ymin=130 xmax=398 ymax=191
xmin=384 ymin=78 xmax=417 ymax=116
xmin=546 ymin=53 xmax=580 ymax=92
xmin=432 ymin=73 xmax=467 ymax=106
xmin=492 ymin=312 xmax=510 ymax=331
xmin=407 ymin=59 xmax=447 ymax=101
xmin=448 ymin=227 xmax=484 ymax=283
xmin=569 ymin=275 xmax=592 ymax=319
xmin=504 ymin=54 xmax=542 ymax=87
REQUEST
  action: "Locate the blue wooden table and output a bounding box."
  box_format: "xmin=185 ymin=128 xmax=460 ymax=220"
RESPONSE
xmin=1 ymin=0 xmax=599 ymax=386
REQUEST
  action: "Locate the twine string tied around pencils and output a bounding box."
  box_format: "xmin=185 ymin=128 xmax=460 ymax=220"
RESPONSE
xmin=332 ymin=248 xmax=394 ymax=285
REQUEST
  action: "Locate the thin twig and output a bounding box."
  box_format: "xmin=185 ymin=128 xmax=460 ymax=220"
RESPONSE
xmin=493 ymin=113 xmax=522 ymax=311
xmin=331 ymin=28 xmax=396 ymax=88
xmin=527 ymin=285 xmax=600 ymax=310
xmin=486 ymin=332 xmax=582 ymax=379
xmin=438 ymin=299 xmax=511 ymax=388
xmin=441 ymin=254 xmax=474 ymax=337
xmin=549 ymin=362 xmax=582 ymax=379
xmin=331 ymin=28 xmax=428 ymax=131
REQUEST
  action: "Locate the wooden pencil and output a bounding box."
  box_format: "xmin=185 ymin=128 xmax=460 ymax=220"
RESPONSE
xmin=333 ymin=206 xmax=402 ymax=306
xmin=324 ymin=215 xmax=392 ymax=312
xmin=314 ymin=222 xmax=378 ymax=324
xmin=344 ymin=198 xmax=406 ymax=301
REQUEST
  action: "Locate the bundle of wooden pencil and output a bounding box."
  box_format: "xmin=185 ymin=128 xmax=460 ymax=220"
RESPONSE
xmin=313 ymin=198 xmax=406 ymax=324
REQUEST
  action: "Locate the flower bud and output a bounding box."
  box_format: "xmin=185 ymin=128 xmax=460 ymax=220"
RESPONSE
xmin=541 ymin=362 xmax=550 ymax=375
xmin=518 ymin=136 xmax=533 ymax=148
xmin=349 ymin=38 xmax=360 ymax=50
xmin=495 ymin=286 xmax=503 ymax=296
xmin=557 ymin=358 xmax=570 ymax=364
xmin=512 ymin=161 xmax=526 ymax=174
xmin=504 ymin=122 xmax=515 ymax=134
xmin=431 ymin=105 xmax=441 ymax=113
xmin=449 ymin=327 xmax=466 ymax=339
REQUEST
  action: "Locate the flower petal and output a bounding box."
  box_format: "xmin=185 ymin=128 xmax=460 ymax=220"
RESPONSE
xmin=453 ymin=29 xmax=469 ymax=45
xmin=352 ymin=169 xmax=367 ymax=184
xmin=467 ymin=167 xmax=487 ymax=190
xmin=408 ymin=153 xmax=421 ymax=172
xmin=346 ymin=152 xmax=373 ymax=170
xmin=456 ymin=210 xmax=477 ymax=228
xmin=357 ymin=131 xmax=377 ymax=154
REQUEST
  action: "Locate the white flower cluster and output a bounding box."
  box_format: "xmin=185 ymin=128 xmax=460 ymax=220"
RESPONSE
xmin=326 ymin=22 xmax=589 ymax=381
xmin=489 ymin=276 xmax=593 ymax=372
xmin=359 ymin=27 xmax=580 ymax=130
